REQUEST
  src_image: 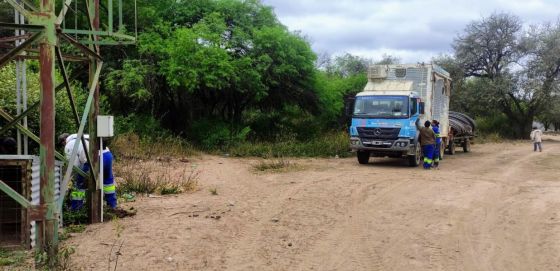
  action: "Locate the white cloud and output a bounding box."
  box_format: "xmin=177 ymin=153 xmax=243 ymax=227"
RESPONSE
xmin=262 ymin=0 xmax=560 ymax=63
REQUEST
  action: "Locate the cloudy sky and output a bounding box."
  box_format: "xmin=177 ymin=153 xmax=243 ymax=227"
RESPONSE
xmin=261 ymin=0 xmax=560 ymax=63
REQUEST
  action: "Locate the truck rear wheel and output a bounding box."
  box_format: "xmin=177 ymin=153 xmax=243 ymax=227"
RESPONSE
xmin=448 ymin=140 xmax=455 ymax=155
xmin=462 ymin=139 xmax=471 ymax=152
xmin=357 ymin=151 xmax=370 ymax=164
xmin=407 ymin=144 xmax=421 ymax=167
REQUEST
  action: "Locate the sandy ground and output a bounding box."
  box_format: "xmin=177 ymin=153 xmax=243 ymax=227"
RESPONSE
xmin=67 ymin=136 xmax=560 ymax=271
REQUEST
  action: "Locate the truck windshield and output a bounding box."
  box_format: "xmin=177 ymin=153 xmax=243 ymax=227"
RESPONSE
xmin=353 ymin=95 xmax=409 ymax=118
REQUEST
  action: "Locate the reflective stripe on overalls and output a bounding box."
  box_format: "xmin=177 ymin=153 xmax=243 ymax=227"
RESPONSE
xmin=422 ymin=144 xmax=435 ymax=169
xmin=71 ymin=189 xmax=86 ymax=200
xmin=434 ymin=133 xmax=441 ymax=162
xmin=432 ymin=126 xmax=441 ymax=163
xmin=103 ymin=183 xmax=116 ymax=194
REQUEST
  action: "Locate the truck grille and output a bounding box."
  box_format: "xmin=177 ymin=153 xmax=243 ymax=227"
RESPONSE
xmin=361 ymin=140 xmax=395 ymax=148
xmin=357 ymin=127 xmax=400 ymax=140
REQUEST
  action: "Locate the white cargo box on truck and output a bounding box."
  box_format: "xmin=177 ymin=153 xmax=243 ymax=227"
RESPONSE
xmin=366 ymin=64 xmax=452 ymax=141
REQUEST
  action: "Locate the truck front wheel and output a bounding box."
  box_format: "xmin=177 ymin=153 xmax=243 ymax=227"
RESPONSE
xmin=357 ymin=151 xmax=370 ymax=164
xmin=407 ymin=145 xmax=421 ymax=167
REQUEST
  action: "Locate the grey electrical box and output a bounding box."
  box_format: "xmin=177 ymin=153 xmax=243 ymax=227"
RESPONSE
xmin=97 ymin=115 xmax=114 ymax=137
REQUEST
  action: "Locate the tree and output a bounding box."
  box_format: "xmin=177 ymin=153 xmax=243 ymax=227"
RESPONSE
xmin=454 ymin=13 xmax=522 ymax=80
xmin=104 ymin=0 xmax=319 ymax=141
xmin=375 ymin=54 xmax=400 ymax=65
xmin=330 ymin=53 xmax=370 ymax=77
xmin=521 ymin=23 xmax=560 ymax=105
xmin=453 ymin=13 xmax=560 ymax=138
xmin=0 ymin=62 xmax=87 ymax=141
xmin=537 ymin=97 xmax=560 ymax=131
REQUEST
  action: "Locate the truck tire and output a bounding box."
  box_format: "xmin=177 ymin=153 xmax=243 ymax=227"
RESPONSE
xmin=407 ymin=144 xmax=421 ymax=167
xmin=448 ymin=140 xmax=455 ymax=155
xmin=357 ymin=151 xmax=370 ymax=164
xmin=462 ymin=139 xmax=471 ymax=152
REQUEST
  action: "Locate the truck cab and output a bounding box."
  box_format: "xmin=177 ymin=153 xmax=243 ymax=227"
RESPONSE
xmin=350 ymin=89 xmax=423 ymax=166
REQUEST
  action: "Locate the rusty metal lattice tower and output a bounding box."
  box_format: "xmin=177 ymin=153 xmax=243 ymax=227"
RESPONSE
xmin=0 ymin=0 xmax=136 ymax=266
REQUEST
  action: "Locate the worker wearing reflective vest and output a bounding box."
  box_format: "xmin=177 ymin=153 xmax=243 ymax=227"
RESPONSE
xmin=59 ymin=134 xmax=117 ymax=210
xmin=77 ymin=146 xmax=117 ymax=209
xmin=101 ymin=146 xmax=117 ymax=208
xmin=417 ymin=120 xmax=437 ymax=169
xmin=431 ymin=120 xmax=441 ymax=168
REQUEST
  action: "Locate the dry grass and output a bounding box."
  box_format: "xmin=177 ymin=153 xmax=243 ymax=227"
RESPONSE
xmin=209 ymin=187 xmax=218 ymax=195
xmin=111 ymin=133 xmax=200 ymax=196
xmin=114 ymin=158 xmax=200 ymax=195
xmin=111 ymin=133 xmax=198 ymax=160
xmin=473 ymin=133 xmax=502 ymax=144
xmin=252 ymin=157 xmax=301 ymax=172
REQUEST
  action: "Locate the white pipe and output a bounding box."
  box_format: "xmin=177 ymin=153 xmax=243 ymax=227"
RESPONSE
xmin=100 ymin=138 xmax=104 ymax=222
xmin=15 ymin=7 xmax=22 ymax=155
xmin=22 ymin=61 xmax=28 ymax=155
xmin=20 ymin=4 xmax=28 ymax=155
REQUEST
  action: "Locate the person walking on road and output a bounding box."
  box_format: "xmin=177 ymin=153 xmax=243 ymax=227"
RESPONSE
xmin=530 ymin=126 xmax=543 ymax=152
xmin=417 ymin=120 xmax=437 ymax=169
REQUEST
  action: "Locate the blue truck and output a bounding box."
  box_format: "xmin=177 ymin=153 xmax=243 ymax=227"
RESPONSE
xmin=348 ymin=64 xmax=452 ymax=166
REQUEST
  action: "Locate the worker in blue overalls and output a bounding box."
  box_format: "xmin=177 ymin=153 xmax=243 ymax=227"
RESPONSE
xmin=431 ymin=120 xmax=441 ymax=169
xmin=417 ymin=120 xmax=437 ymax=169
xmin=59 ymin=133 xmax=89 ymax=210
xmin=101 ymin=142 xmax=117 ymax=208
xmin=59 ymin=134 xmax=117 ymax=210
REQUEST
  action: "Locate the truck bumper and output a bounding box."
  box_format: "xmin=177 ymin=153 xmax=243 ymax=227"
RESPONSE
xmin=349 ymin=137 xmax=415 ymax=156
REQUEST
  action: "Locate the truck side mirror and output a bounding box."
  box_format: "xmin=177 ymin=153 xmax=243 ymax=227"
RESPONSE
xmin=344 ymin=97 xmax=355 ymax=117
xmin=419 ymin=102 xmax=425 ymax=115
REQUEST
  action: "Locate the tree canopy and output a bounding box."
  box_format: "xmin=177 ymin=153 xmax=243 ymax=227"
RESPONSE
xmin=104 ymin=0 xmax=320 ymax=142
xmin=452 ymin=13 xmax=560 ymax=138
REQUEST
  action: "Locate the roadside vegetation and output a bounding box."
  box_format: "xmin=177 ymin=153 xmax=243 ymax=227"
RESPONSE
xmin=0 ymin=248 xmax=29 ymax=268
xmin=113 ymin=158 xmax=200 ymax=196
xmin=1 ymin=2 xmax=559 ymax=159
xmin=101 ymin=4 xmax=559 ymax=151
xmin=3 ymin=2 xmax=558 ymax=162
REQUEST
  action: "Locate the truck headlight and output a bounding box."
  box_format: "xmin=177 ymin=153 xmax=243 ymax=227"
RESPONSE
xmin=395 ymin=142 xmax=408 ymax=147
xmin=351 ymin=139 xmax=360 ymax=145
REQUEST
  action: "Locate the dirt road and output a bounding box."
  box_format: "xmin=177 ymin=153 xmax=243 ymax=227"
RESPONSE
xmin=68 ymin=136 xmax=560 ymax=270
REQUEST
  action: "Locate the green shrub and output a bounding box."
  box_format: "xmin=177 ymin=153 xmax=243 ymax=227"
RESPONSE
xmin=0 ymin=249 xmax=28 ymax=267
xmin=190 ymin=118 xmax=251 ymax=149
xmin=476 ymin=113 xmax=513 ymax=138
xmin=114 ymin=113 xmax=171 ymax=138
xmin=229 ymin=131 xmax=350 ymax=157
xmin=0 ymin=62 xmax=87 ymax=145
xmin=62 ymin=200 xmax=88 ymax=226
xmin=475 ymin=132 xmax=504 ymax=143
